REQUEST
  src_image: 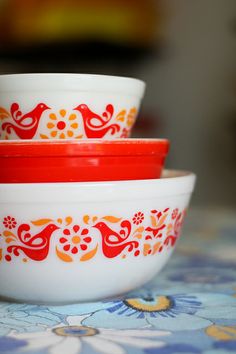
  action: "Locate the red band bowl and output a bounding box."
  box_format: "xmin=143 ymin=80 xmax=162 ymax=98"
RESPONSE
xmin=0 ymin=139 xmax=169 ymax=183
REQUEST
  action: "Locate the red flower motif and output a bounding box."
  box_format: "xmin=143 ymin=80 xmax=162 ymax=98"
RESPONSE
xmin=59 ymin=224 xmax=92 ymax=254
xmin=132 ymin=212 xmax=144 ymax=225
xmin=3 ymin=216 xmax=17 ymax=230
xmin=120 ymin=128 xmax=130 ymax=138
xmin=172 ymin=208 xmax=179 ymax=220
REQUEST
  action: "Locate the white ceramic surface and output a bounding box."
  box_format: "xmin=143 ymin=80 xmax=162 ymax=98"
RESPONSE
xmin=0 ymin=170 xmax=196 ymax=304
xmin=0 ymin=74 xmax=145 ymax=140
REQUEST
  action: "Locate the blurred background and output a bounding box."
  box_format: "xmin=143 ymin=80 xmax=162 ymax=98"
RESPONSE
xmin=0 ymin=0 xmax=235 ymax=207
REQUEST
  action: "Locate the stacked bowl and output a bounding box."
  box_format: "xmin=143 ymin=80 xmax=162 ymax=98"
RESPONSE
xmin=0 ymin=74 xmax=195 ymax=303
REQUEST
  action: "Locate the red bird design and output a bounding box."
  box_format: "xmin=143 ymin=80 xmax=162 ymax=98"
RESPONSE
xmin=7 ymin=223 xmax=59 ymax=261
xmin=74 ymin=104 xmax=120 ymax=138
xmin=2 ymin=102 xmax=50 ymax=139
xmin=93 ymin=221 xmax=139 ymax=258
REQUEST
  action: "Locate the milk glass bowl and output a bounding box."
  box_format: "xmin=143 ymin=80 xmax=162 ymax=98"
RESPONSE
xmin=0 ymin=74 xmax=145 ymax=140
xmin=0 ymin=170 xmax=196 ymax=304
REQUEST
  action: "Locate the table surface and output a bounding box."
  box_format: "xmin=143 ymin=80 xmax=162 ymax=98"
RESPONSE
xmin=1 ymin=208 xmax=236 ymax=354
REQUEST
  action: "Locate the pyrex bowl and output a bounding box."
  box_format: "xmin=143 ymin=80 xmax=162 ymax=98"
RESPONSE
xmin=0 ymin=74 xmax=145 ymax=140
xmin=0 ymin=139 xmax=169 ymax=183
xmin=0 ymin=170 xmax=196 ymax=303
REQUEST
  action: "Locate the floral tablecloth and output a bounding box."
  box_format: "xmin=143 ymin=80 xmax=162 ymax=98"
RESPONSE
xmin=1 ymin=208 xmax=236 ymax=354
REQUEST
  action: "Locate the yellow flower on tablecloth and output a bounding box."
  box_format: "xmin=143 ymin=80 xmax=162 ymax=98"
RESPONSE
xmin=206 ymin=325 xmax=236 ymax=340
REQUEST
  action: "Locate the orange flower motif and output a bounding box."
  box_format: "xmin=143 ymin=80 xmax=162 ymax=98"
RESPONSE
xmin=43 ymin=109 xmax=82 ymax=139
xmin=132 ymin=212 xmax=144 ymax=225
xmin=127 ymin=107 xmax=137 ymax=127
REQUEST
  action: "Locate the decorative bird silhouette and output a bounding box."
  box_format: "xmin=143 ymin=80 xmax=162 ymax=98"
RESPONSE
xmin=93 ymin=221 xmax=139 ymax=258
xmin=2 ymin=102 xmax=50 ymax=139
xmin=74 ymin=104 xmax=120 ymax=138
xmin=7 ymin=223 xmax=59 ymax=261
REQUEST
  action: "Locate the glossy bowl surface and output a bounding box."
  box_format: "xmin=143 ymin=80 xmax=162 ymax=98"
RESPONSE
xmin=0 ymin=74 xmax=145 ymax=140
xmin=0 ymin=139 xmax=169 ymax=183
xmin=0 ymin=170 xmax=196 ymax=303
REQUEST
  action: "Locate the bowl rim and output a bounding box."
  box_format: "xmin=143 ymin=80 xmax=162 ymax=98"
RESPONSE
xmin=0 ymin=73 xmax=146 ymax=98
xmin=0 ymin=138 xmax=170 ymax=156
xmin=0 ymin=170 xmax=196 ymax=203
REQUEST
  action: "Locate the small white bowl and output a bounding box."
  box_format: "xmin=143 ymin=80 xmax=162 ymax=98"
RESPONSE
xmin=0 ymin=73 xmax=145 ymax=140
xmin=0 ymin=170 xmax=196 ymax=304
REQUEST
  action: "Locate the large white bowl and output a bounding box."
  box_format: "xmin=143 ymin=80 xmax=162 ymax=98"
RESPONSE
xmin=0 ymin=170 xmax=196 ymax=304
xmin=0 ymin=73 xmax=145 ymax=140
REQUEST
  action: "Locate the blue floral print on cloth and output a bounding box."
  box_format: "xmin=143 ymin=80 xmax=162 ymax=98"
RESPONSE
xmin=0 ymin=209 xmax=236 ymax=354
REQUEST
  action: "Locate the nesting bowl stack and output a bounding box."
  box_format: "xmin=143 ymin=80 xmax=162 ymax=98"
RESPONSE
xmin=0 ymin=74 xmax=195 ymax=303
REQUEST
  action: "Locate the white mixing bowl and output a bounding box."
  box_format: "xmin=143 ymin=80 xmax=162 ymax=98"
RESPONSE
xmin=0 ymin=170 xmax=196 ymax=303
xmin=0 ymin=73 xmax=145 ymax=140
